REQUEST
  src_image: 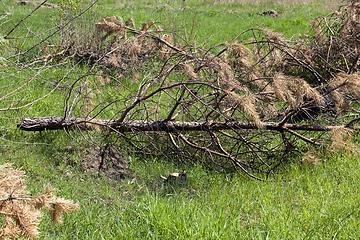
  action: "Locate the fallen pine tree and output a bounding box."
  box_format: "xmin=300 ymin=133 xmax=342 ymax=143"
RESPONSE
xmin=4 ymin=0 xmax=360 ymax=179
xmin=17 ymin=117 xmax=351 ymax=133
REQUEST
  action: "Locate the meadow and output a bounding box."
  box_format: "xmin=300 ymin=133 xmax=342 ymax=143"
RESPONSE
xmin=1 ymin=0 xmax=360 ymax=239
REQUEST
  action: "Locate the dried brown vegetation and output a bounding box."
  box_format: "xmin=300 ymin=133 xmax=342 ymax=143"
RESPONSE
xmin=4 ymin=1 xmax=360 ymax=181
xmin=0 ymin=164 xmax=79 ymax=239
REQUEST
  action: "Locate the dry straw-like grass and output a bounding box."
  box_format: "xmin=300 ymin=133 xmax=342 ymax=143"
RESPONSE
xmin=273 ymin=73 xmax=324 ymax=108
xmin=84 ymin=87 xmax=95 ymax=115
xmin=226 ymin=41 xmax=253 ymax=71
xmin=97 ymin=75 xmax=111 ymax=86
xmin=183 ymin=63 xmax=198 ymax=81
xmin=329 ymin=126 xmax=357 ymax=153
xmin=95 ymin=16 xmax=127 ymax=40
xmin=159 ymin=34 xmax=173 ymax=60
xmin=226 ymin=41 xmax=250 ymax=59
xmin=49 ymin=197 xmax=79 ymax=224
xmin=216 ymin=61 xmax=250 ymax=94
xmin=329 ymin=89 xmax=349 ymax=114
xmin=0 ymin=164 xmax=79 ymax=239
xmin=301 ymin=150 xmax=323 ymax=165
xmin=140 ymin=22 xmax=149 ymax=31
xmin=333 ymin=72 xmax=360 ymax=100
xmin=225 ymin=91 xmax=263 ymax=129
xmin=339 ymin=0 xmax=360 ymax=40
xmin=327 ymin=73 xmax=360 ymax=114
xmin=125 ymin=18 xmax=135 ymax=28
xmin=263 ymin=29 xmax=285 ymax=43
xmin=311 ymin=17 xmax=326 ymax=41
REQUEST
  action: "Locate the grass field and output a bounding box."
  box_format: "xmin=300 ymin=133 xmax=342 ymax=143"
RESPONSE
xmin=2 ymin=0 xmax=360 ymax=239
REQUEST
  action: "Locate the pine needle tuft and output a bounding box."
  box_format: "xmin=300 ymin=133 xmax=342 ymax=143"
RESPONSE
xmin=0 ymin=165 xmax=79 ymax=239
xmin=329 ymin=126 xmax=357 ymax=153
xmin=226 ymin=91 xmax=264 ymax=129
xmin=273 ymin=73 xmax=324 ymax=108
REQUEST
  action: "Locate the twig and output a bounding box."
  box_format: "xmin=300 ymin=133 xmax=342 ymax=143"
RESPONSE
xmin=4 ymin=0 xmax=49 ymax=39
xmin=282 ymin=127 xmax=320 ymax=146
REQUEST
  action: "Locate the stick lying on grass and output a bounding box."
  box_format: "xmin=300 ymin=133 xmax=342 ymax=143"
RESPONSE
xmin=17 ymin=117 xmax=352 ymax=133
xmin=161 ymin=170 xmax=187 ymax=183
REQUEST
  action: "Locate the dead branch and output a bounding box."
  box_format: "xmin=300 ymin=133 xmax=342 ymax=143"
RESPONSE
xmin=17 ymin=117 xmax=347 ymax=133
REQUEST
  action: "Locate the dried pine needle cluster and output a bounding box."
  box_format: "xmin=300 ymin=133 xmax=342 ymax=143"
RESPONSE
xmin=329 ymin=126 xmax=357 ymax=153
xmin=95 ymin=16 xmax=127 ymax=40
xmin=309 ymin=0 xmax=360 ymax=76
xmin=273 ymin=73 xmax=324 ymax=108
xmin=225 ymin=91 xmax=263 ymax=128
xmin=301 ymin=151 xmax=323 ymax=165
xmin=327 ymin=72 xmax=360 ymax=113
xmin=0 ymin=164 xmax=79 ymax=239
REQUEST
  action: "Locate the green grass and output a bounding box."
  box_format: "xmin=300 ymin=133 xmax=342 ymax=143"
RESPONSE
xmin=96 ymin=0 xmax=340 ymax=46
xmin=2 ymin=141 xmax=360 ymax=239
xmin=1 ymin=0 xmax=340 ymax=50
xmin=1 ymin=0 xmax=358 ymax=239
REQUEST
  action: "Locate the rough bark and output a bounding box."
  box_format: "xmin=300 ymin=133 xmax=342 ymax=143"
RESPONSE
xmin=17 ymin=116 xmax=350 ymax=132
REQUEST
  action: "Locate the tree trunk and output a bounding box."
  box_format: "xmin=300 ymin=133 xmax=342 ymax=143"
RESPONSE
xmin=17 ymin=117 xmax=348 ymax=132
